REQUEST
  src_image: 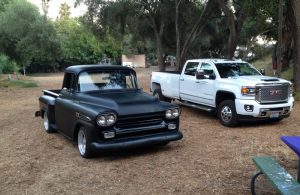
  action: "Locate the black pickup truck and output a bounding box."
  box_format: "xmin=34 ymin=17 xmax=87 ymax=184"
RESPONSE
xmin=35 ymin=65 xmax=183 ymax=158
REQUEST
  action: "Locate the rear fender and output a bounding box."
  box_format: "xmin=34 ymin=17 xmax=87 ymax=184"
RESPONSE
xmin=39 ymin=95 xmax=56 ymax=125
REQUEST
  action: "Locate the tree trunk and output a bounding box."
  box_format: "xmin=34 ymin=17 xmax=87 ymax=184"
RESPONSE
xmin=23 ymin=65 xmax=26 ymax=76
xmin=290 ymin=0 xmax=300 ymax=93
xmin=216 ymin=0 xmax=246 ymax=59
xmin=156 ymin=35 xmax=165 ymax=71
xmin=147 ymin=15 xmax=165 ymax=71
xmin=175 ymin=0 xmax=181 ymax=70
xmin=176 ymin=0 xmax=215 ymax=71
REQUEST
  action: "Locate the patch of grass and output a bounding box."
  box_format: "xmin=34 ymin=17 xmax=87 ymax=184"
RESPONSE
xmin=252 ymin=54 xmax=273 ymax=76
xmin=0 ymin=79 xmax=38 ymax=88
xmin=280 ymin=67 xmax=293 ymax=81
xmin=252 ymin=54 xmax=293 ymax=81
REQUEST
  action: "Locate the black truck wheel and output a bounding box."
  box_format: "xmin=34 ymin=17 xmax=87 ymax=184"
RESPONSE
xmin=43 ymin=111 xmax=55 ymax=133
xmin=153 ymin=89 xmax=171 ymax=102
xmin=77 ymin=126 xmax=93 ymax=158
xmin=218 ymin=100 xmax=238 ymax=127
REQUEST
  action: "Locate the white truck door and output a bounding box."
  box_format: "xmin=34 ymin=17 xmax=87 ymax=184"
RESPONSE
xmin=179 ymin=61 xmax=200 ymax=101
xmin=193 ymin=62 xmax=216 ymax=106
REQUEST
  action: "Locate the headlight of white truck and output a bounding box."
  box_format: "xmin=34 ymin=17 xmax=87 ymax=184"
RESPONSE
xmin=241 ymin=86 xmax=256 ymax=96
xmin=165 ymin=108 xmax=180 ymax=119
xmin=96 ymin=113 xmax=117 ymax=126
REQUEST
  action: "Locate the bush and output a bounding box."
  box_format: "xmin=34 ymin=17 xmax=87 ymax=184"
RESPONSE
xmin=0 ymin=53 xmax=19 ymax=74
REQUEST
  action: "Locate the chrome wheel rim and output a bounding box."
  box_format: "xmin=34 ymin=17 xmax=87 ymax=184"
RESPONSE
xmin=78 ymin=128 xmax=86 ymax=155
xmin=154 ymin=92 xmax=159 ymax=99
xmin=43 ymin=112 xmax=49 ymax=131
xmin=221 ymin=105 xmax=232 ymax=123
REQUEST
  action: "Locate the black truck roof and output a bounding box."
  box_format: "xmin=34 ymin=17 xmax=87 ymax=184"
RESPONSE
xmin=65 ymin=65 xmax=133 ymax=74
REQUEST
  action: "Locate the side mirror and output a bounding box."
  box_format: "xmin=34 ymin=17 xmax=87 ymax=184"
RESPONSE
xmin=196 ymin=71 xmax=205 ymax=80
xmin=259 ymin=68 xmax=265 ymax=75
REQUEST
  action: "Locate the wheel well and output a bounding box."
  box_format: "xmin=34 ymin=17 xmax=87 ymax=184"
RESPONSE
xmin=151 ymin=82 xmax=161 ymax=92
xmin=73 ymin=124 xmax=82 ymax=143
xmin=216 ymin=91 xmax=236 ymax=108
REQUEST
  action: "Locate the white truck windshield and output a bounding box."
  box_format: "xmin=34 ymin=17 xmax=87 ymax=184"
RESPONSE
xmin=215 ymin=63 xmax=261 ymax=78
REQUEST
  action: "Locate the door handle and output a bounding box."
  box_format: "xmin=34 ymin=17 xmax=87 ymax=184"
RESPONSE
xmin=196 ymin=81 xmax=208 ymax=84
xmin=180 ymin=78 xmax=184 ymax=81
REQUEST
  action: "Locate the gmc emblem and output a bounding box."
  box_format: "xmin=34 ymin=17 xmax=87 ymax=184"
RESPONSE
xmin=269 ymin=89 xmax=282 ymax=95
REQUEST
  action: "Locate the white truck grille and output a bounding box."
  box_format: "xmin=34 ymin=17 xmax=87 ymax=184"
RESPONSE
xmin=255 ymin=83 xmax=289 ymax=104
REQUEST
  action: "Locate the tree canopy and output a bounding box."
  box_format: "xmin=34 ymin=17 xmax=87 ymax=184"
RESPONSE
xmin=1 ymin=0 xmax=300 ymax=93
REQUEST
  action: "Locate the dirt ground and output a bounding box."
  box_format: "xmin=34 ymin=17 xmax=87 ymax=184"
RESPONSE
xmin=0 ymin=67 xmax=299 ymax=195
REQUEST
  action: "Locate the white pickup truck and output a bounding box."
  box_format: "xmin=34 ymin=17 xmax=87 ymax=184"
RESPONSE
xmin=151 ymin=59 xmax=294 ymax=127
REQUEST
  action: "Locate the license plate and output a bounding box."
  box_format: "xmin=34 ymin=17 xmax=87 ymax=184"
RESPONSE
xmin=270 ymin=113 xmax=279 ymax=118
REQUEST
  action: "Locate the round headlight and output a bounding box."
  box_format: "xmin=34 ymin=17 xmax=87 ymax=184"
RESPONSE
xmin=172 ymin=108 xmax=180 ymax=118
xmin=97 ymin=113 xmax=117 ymax=127
xmin=97 ymin=115 xmax=106 ymax=126
xmin=107 ymin=114 xmax=116 ymax=125
xmin=165 ymin=109 xmax=173 ymax=119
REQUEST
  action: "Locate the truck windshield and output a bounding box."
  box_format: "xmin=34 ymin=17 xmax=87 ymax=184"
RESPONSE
xmin=78 ymin=70 xmax=138 ymax=92
xmin=215 ymin=62 xmax=261 ymax=78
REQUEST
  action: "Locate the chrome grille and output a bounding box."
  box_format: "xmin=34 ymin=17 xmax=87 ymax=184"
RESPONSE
xmin=255 ymin=83 xmax=289 ymax=104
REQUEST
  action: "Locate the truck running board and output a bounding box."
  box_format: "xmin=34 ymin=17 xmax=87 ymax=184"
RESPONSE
xmin=177 ymin=101 xmax=214 ymax=112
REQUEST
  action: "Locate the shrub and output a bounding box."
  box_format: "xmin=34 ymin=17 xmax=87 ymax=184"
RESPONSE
xmin=0 ymin=53 xmax=19 ymax=74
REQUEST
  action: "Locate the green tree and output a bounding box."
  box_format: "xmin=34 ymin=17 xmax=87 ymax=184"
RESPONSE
xmin=42 ymin=0 xmax=51 ymax=17
xmin=78 ymin=0 xmax=173 ymax=71
xmin=59 ymin=2 xmax=71 ymax=19
xmin=0 ymin=0 xmax=61 ymax=74
xmin=0 ymin=0 xmax=10 ymax=12
xmin=55 ymin=18 xmax=121 ymax=66
xmin=175 ymin=0 xmax=218 ymax=70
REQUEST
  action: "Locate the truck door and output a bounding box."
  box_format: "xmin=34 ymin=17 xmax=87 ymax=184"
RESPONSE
xmin=179 ymin=61 xmax=200 ymax=101
xmin=193 ymin=62 xmax=216 ymax=106
xmin=55 ymin=72 xmax=77 ymax=138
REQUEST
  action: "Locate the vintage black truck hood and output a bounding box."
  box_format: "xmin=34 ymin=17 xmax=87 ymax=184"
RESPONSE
xmin=75 ymin=90 xmax=168 ymax=116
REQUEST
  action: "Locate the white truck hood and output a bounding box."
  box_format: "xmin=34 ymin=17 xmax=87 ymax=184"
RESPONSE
xmin=226 ymin=76 xmax=290 ymax=87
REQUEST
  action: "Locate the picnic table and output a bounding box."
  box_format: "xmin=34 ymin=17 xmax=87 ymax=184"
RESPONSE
xmin=281 ymin=136 xmax=300 ymax=183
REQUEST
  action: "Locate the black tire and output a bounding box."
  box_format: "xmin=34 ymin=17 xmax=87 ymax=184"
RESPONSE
xmin=218 ymin=100 xmax=238 ymax=127
xmin=77 ymin=126 xmax=93 ymax=158
xmin=43 ymin=111 xmax=56 ymax=133
xmin=153 ymin=89 xmax=171 ymax=102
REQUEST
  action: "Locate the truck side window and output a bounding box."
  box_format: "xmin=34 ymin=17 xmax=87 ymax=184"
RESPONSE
xmin=184 ymin=62 xmax=199 ymax=76
xmin=199 ymin=63 xmax=215 ymax=79
xmin=63 ymin=73 xmax=76 ymax=90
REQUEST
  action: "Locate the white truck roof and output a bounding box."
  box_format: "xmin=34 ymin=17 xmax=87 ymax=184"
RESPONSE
xmin=187 ymin=59 xmax=244 ymax=63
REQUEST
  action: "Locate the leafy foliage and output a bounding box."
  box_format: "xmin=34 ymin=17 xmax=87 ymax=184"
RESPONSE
xmin=54 ymin=18 xmax=121 ymax=67
xmin=0 ymin=53 xmax=19 ymax=74
xmin=0 ymin=0 xmax=60 ymax=73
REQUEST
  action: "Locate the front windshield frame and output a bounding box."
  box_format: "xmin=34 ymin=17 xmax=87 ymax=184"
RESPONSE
xmin=77 ymin=69 xmax=139 ymax=92
xmin=215 ymin=62 xmax=261 ymax=78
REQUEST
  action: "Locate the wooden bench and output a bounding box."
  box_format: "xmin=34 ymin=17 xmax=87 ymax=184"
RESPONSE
xmin=251 ymin=156 xmax=300 ymax=195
